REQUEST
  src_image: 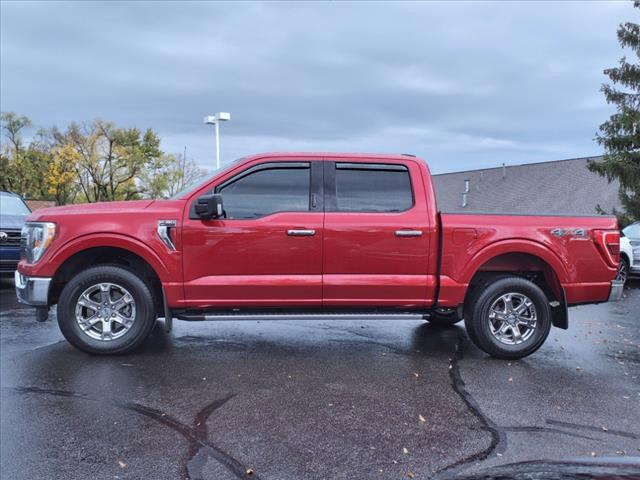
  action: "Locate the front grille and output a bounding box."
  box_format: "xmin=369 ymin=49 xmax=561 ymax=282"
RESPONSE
xmin=0 ymin=229 xmax=21 ymax=247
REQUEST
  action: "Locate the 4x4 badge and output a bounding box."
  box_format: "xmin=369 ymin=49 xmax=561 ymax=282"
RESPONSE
xmin=551 ymin=228 xmax=588 ymax=239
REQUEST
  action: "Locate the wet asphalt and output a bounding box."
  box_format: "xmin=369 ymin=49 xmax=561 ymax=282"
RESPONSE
xmin=0 ymin=279 xmax=639 ymax=480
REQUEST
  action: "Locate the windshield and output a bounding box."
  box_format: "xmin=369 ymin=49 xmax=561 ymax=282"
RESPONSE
xmin=170 ymin=156 xmax=247 ymax=199
xmin=0 ymin=195 xmax=31 ymax=215
xmin=622 ymin=222 xmax=640 ymax=239
xmin=171 ymin=172 xmax=213 ymax=199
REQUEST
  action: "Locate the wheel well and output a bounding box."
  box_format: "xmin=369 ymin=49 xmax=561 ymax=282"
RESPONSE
xmin=620 ymin=252 xmax=630 ymax=264
xmin=50 ymin=247 xmax=164 ymax=314
xmin=464 ymin=252 xmax=567 ymax=328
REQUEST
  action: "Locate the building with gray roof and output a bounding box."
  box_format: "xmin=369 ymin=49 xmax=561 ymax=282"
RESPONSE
xmin=431 ymin=156 xmax=621 ymax=215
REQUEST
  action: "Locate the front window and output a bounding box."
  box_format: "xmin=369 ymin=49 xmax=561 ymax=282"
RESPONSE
xmin=0 ymin=195 xmax=31 ymax=216
xmin=216 ymin=164 xmax=311 ymax=219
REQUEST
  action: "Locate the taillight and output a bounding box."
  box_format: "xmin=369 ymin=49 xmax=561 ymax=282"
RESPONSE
xmin=593 ymin=229 xmax=620 ymax=268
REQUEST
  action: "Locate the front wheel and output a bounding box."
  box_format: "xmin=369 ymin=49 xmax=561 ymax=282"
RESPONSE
xmin=57 ymin=265 xmax=157 ymax=355
xmin=464 ymin=277 xmax=552 ymax=359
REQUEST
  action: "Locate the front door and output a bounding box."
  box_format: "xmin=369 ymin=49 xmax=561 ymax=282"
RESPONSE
xmin=322 ymin=159 xmax=432 ymax=308
xmin=182 ymin=160 xmax=324 ymax=308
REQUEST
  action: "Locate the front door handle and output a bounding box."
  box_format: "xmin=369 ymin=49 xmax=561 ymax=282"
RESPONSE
xmin=395 ymin=230 xmax=423 ymax=237
xmin=287 ymin=229 xmax=316 ymax=237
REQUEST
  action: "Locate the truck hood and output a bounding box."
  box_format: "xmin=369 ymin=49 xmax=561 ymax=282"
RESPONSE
xmin=28 ymin=200 xmax=156 ymax=221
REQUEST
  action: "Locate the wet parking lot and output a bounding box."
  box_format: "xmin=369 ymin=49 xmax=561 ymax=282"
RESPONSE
xmin=1 ymin=280 xmax=639 ymax=480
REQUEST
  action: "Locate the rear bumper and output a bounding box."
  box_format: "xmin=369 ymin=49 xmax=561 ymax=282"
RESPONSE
xmin=608 ymin=279 xmax=624 ymax=302
xmin=14 ymin=271 xmax=51 ymax=306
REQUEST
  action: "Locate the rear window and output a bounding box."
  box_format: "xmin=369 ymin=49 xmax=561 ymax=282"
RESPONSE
xmin=334 ymin=163 xmax=413 ymax=213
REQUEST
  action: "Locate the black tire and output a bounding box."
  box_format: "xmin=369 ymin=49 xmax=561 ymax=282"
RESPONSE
xmin=616 ymin=255 xmax=629 ymax=286
xmin=464 ymin=276 xmax=552 ymax=359
xmin=57 ymin=265 xmax=157 ymax=355
xmin=427 ymin=308 xmax=463 ymax=326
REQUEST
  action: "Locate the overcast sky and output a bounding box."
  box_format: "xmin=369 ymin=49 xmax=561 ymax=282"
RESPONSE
xmin=0 ymin=1 xmax=635 ymax=173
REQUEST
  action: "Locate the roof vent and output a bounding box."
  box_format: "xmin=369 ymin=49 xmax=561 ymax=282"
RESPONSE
xmin=462 ymin=179 xmax=470 ymax=208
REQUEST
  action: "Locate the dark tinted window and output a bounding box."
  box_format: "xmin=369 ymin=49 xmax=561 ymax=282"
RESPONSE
xmin=218 ymin=165 xmax=310 ymax=219
xmin=335 ymin=164 xmax=413 ymax=212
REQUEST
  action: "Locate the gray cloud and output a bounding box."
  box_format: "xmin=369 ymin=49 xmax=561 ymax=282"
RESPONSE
xmin=0 ymin=0 xmax=634 ymax=173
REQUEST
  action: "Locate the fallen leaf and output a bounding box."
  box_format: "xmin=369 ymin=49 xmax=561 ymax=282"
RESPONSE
xmin=407 ymin=472 xmax=415 ymax=479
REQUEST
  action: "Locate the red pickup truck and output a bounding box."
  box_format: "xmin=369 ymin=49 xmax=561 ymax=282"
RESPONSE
xmin=15 ymin=153 xmax=623 ymax=358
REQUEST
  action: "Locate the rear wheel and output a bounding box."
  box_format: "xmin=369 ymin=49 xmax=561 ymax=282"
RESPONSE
xmin=57 ymin=265 xmax=157 ymax=354
xmin=464 ymin=276 xmax=551 ymax=359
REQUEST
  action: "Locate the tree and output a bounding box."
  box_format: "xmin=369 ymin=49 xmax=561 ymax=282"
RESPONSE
xmin=0 ymin=112 xmax=52 ymax=199
xmin=47 ymin=143 xmax=80 ymax=205
xmin=64 ymin=120 xmax=163 ymax=202
xmin=588 ymin=1 xmax=640 ymax=225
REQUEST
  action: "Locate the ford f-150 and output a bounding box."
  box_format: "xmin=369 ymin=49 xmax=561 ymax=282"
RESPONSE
xmin=15 ymin=153 xmax=623 ymax=358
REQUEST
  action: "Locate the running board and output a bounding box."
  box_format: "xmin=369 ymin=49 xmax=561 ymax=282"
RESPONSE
xmin=175 ymin=311 xmax=429 ymax=322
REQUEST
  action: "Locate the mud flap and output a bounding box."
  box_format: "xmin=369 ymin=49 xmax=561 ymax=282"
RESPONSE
xmin=162 ymin=287 xmax=173 ymax=333
xmin=550 ymin=287 xmax=568 ymax=329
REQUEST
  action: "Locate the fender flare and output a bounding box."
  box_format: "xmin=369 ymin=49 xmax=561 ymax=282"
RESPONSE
xmin=460 ymin=239 xmax=570 ymax=285
xmin=48 ymin=232 xmax=171 ymax=282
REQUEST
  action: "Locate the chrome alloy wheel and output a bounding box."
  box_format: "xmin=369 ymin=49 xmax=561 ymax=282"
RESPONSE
xmin=75 ymin=283 xmax=136 ymax=341
xmin=488 ymin=292 xmax=537 ymax=345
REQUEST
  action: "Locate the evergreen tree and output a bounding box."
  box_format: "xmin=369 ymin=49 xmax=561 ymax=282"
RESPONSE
xmin=588 ymin=1 xmax=640 ymax=225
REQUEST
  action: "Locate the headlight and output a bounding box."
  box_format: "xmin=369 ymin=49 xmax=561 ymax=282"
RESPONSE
xmin=21 ymin=222 xmax=56 ymax=264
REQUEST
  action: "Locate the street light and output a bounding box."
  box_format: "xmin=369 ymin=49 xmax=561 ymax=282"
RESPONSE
xmin=203 ymin=112 xmax=231 ymax=169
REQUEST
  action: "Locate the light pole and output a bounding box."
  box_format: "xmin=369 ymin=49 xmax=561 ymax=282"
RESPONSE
xmin=203 ymin=112 xmax=231 ymax=169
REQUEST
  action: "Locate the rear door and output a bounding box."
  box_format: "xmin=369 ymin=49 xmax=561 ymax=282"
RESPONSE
xmin=322 ymin=159 xmax=432 ymax=308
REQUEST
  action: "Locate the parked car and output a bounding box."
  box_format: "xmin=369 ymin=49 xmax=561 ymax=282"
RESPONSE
xmin=15 ymin=153 xmax=623 ymax=358
xmin=619 ymin=234 xmax=633 ymax=285
xmin=621 ymin=221 xmax=640 ymax=278
xmin=0 ymin=191 xmax=31 ymax=277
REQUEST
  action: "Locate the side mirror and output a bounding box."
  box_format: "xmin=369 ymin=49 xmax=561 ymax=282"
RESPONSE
xmin=194 ymin=194 xmax=224 ymax=219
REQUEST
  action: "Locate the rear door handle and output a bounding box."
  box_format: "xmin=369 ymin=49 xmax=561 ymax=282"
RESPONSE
xmin=395 ymin=230 xmax=423 ymax=237
xmin=287 ymin=229 xmax=316 ymax=236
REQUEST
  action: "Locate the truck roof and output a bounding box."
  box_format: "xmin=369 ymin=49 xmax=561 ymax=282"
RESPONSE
xmin=241 ymin=152 xmax=422 ymax=162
